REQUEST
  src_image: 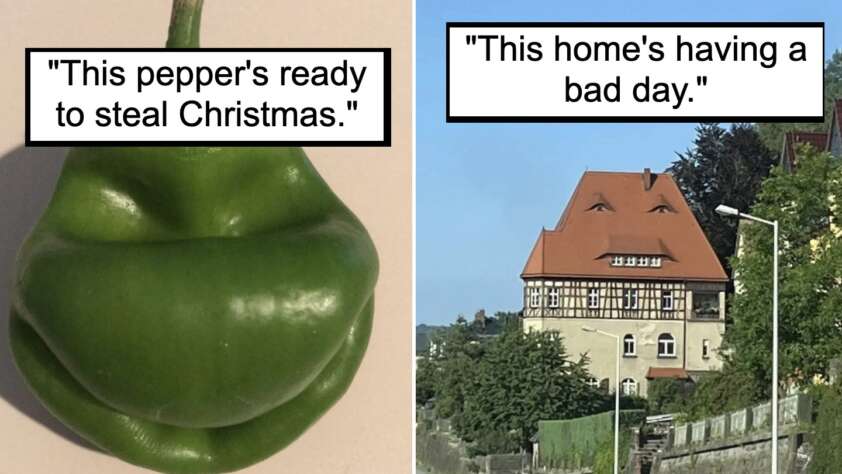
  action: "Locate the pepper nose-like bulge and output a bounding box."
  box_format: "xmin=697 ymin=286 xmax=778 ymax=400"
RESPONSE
xmin=12 ymin=146 xmax=379 ymax=429
xmin=41 ymin=147 xmax=341 ymax=242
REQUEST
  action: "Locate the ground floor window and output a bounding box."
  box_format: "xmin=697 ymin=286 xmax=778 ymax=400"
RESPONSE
xmin=621 ymin=378 xmax=638 ymax=396
xmin=658 ymin=333 xmax=676 ymax=358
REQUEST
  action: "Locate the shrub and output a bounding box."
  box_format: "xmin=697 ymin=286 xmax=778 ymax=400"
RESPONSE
xmin=810 ymin=383 xmax=842 ymax=474
xmin=648 ymin=378 xmax=695 ymax=415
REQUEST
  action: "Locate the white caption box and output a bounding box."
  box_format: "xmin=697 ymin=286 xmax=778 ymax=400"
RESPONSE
xmin=27 ymin=49 xmax=389 ymax=145
xmin=447 ymin=23 xmax=823 ymax=122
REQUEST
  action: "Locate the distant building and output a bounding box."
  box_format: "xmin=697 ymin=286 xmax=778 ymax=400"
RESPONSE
xmin=520 ymin=169 xmax=728 ymax=397
xmin=735 ymin=98 xmax=842 ymax=288
xmin=778 ymin=99 xmax=842 ymax=173
xmin=779 ymin=131 xmax=828 ymax=174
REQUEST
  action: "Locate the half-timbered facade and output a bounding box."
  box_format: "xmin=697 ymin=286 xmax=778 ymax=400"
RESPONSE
xmin=521 ymin=169 xmax=728 ymax=397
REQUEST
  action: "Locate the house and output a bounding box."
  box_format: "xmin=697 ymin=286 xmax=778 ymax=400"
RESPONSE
xmin=735 ymin=98 xmax=842 ymax=279
xmin=779 ymin=131 xmax=828 ymax=174
xmin=778 ymin=98 xmax=842 ymax=173
xmin=520 ymin=169 xmax=728 ymax=397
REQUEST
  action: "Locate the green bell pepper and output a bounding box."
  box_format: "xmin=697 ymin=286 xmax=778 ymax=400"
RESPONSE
xmin=8 ymin=2 xmax=378 ymax=472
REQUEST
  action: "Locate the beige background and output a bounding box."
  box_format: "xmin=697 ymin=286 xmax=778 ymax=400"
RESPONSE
xmin=0 ymin=1 xmax=412 ymax=473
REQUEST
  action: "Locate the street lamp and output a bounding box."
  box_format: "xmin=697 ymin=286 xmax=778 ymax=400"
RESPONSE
xmin=715 ymin=204 xmax=779 ymax=474
xmin=582 ymin=325 xmax=620 ymax=474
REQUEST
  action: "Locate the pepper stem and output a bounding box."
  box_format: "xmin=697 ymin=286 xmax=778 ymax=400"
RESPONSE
xmin=166 ymin=0 xmax=204 ymax=48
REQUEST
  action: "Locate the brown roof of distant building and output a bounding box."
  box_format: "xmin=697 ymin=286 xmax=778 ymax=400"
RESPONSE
xmin=522 ymin=171 xmax=727 ymax=282
xmin=781 ymin=131 xmax=828 ymax=172
xmin=646 ymin=367 xmax=690 ymax=380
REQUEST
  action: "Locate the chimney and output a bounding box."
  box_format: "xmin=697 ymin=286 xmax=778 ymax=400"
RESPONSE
xmin=643 ymin=168 xmax=653 ymax=191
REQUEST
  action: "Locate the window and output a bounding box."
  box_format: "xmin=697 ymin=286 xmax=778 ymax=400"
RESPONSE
xmin=702 ymin=339 xmax=710 ymax=359
xmin=658 ymin=333 xmax=676 ymax=358
xmin=661 ymin=290 xmax=674 ymax=311
xmin=610 ymin=255 xmax=663 ymax=268
xmin=548 ymin=288 xmax=560 ymax=308
xmin=622 ymin=289 xmax=638 ymax=309
xmin=623 ymin=334 xmax=636 ymax=357
xmin=693 ymin=292 xmax=720 ymax=319
xmin=621 ymin=378 xmax=638 ymax=396
xmin=587 ymin=377 xmax=600 ymax=388
xmin=587 ymin=288 xmax=600 ymax=309
xmin=529 ymin=287 xmax=541 ymax=308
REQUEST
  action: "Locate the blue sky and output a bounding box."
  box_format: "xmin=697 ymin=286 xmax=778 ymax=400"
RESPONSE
xmin=417 ymin=0 xmax=842 ymax=326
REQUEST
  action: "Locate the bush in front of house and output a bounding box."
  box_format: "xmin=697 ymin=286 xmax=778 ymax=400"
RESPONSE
xmin=648 ymin=378 xmax=695 ymax=415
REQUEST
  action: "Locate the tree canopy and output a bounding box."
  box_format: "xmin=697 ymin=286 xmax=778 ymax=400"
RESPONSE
xmin=667 ymin=123 xmax=777 ymax=272
xmin=416 ymin=318 xmax=611 ymax=455
xmin=724 ymin=146 xmax=842 ymax=393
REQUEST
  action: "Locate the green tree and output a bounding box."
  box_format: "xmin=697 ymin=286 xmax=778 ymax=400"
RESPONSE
xmin=458 ymin=324 xmax=607 ymax=454
xmin=679 ymin=368 xmax=764 ymax=421
xmin=427 ymin=320 xmax=484 ymax=430
xmin=810 ymin=382 xmax=842 ymax=474
xmin=667 ymin=123 xmax=777 ymax=272
xmin=725 ymin=147 xmax=842 ymax=396
xmin=416 ymin=355 xmax=438 ymax=406
xmin=757 ymin=50 xmax=842 ymax=151
xmin=647 ymin=378 xmax=694 ymax=415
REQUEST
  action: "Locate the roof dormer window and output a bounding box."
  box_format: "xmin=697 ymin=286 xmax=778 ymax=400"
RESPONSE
xmin=651 ymin=205 xmax=673 ymax=213
xmin=609 ymin=255 xmax=663 ymax=267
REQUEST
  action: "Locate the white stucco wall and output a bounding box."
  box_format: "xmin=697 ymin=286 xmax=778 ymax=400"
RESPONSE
xmin=523 ymin=314 xmax=723 ymax=397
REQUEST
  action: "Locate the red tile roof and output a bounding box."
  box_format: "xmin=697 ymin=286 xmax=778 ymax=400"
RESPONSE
xmin=646 ymin=367 xmax=690 ymax=380
xmin=522 ymin=171 xmax=727 ymax=282
xmin=782 ymin=131 xmax=828 ymax=168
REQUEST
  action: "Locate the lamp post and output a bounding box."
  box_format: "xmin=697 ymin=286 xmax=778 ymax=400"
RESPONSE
xmin=582 ymin=325 xmax=620 ymax=474
xmin=715 ymin=204 xmax=779 ymax=474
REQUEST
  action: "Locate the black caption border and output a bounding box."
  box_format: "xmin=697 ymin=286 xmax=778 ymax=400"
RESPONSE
xmin=25 ymin=47 xmax=391 ymax=147
xmin=446 ymin=22 xmax=825 ymax=123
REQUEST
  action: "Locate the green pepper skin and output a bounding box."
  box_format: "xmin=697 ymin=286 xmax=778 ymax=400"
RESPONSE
xmin=9 ymin=146 xmax=378 ymax=473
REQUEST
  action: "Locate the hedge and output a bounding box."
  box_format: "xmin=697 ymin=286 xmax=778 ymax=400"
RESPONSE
xmin=810 ymin=385 xmax=842 ymax=474
xmin=537 ymin=409 xmax=646 ymax=470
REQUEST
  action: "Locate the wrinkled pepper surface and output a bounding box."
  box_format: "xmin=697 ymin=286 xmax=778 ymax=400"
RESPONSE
xmin=8 ymin=1 xmax=378 ymax=472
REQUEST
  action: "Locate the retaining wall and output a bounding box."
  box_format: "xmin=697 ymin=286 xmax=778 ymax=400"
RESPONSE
xmin=652 ymin=394 xmax=812 ymax=474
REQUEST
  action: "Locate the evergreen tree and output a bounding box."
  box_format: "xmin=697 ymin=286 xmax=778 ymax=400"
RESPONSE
xmin=425 ymin=319 xmax=483 ymax=429
xmin=667 ymin=123 xmax=777 ymax=273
